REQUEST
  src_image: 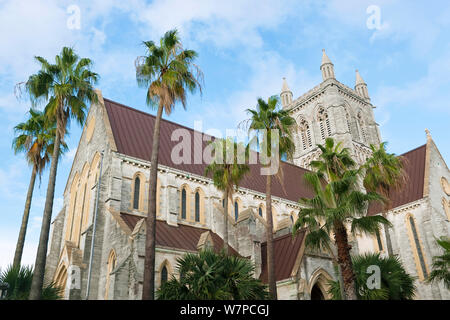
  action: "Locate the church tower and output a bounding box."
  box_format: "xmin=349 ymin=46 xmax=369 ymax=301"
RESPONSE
xmin=281 ymin=77 xmax=293 ymax=108
xmin=355 ymin=69 xmax=370 ymax=102
xmin=283 ymin=50 xmax=381 ymax=170
xmin=321 ymin=49 xmax=335 ymax=81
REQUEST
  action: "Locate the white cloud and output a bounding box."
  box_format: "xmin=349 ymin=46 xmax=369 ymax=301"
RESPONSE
xmin=186 ymin=49 xmax=320 ymax=134
xmin=133 ymin=0 xmax=301 ymax=48
xmin=373 ymin=45 xmax=450 ymax=113
xmin=0 ymin=232 xmax=37 ymax=270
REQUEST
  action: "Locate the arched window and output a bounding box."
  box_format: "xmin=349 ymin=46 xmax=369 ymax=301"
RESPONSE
xmin=258 ymin=207 xmax=263 ymax=217
xmin=161 ymin=265 xmax=168 ymax=285
xmin=375 ymin=230 xmax=384 ymax=252
xmin=357 ymin=112 xmax=366 ymax=143
xmin=68 ymin=190 xmax=78 ymax=241
xmin=290 ymin=212 xmax=296 ymax=224
xmin=299 ymin=118 xmax=312 ymax=150
xmin=195 ymin=191 xmax=200 ymax=222
xmin=442 ymin=198 xmax=450 ymax=221
xmin=54 ymin=264 xmax=68 ymax=293
xmin=317 ymin=107 xmax=331 ymax=139
xmin=133 ymin=176 xmax=140 ymax=210
xmin=234 ymin=201 xmax=239 ymax=221
xmin=181 ymin=188 xmax=187 ymax=219
xmin=406 ymin=215 xmax=428 ymax=279
xmin=105 ymin=250 xmax=117 ymax=300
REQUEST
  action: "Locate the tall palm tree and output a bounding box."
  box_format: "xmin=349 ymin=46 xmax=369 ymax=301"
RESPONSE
xmin=157 ymin=249 xmax=268 ymax=300
xmin=426 ymin=237 xmax=450 ymax=289
xmin=293 ymin=138 xmax=391 ymax=300
xmin=327 ymin=252 xmax=416 ymax=300
xmin=11 ymin=109 xmax=65 ymax=268
xmin=245 ymin=95 xmax=295 ymax=299
xmin=363 ymin=142 xmax=407 ymax=256
xmin=135 ymin=29 xmax=203 ymax=300
xmin=22 ymin=47 xmax=98 ymax=299
xmin=205 ymin=138 xmax=250 ymax=253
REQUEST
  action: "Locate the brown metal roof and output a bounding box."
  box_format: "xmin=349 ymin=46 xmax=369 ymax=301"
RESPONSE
xmin=259 ymin=230 xmax=306 ymax=283
xmin=103 ymin=98 xmax=315 ymax=202
xmin=368 ymin=144 xmax=426 ymax=216
xmin=120 ymin=212 xmax=239 ymax=255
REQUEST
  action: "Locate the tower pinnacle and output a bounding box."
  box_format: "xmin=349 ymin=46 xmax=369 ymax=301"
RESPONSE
xmin=281 ymin=77 xmax=293 ymax=108
xmin=320 ymin=49 xmax=335 ymax=81
xmin=355 ymin=69 xmax=370 ymax=101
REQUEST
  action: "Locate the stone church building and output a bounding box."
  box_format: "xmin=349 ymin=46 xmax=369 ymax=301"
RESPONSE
xmin=44 ymin=50 xmax=450 ymax=300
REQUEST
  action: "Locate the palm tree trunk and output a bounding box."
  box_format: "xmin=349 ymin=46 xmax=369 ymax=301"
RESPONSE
xmin=142 ymin=103 xmax=164 ymax=300
xmin=29 ymin=129 xmax=61 ymax=300
xmin=265 ymin=174 xmax=277 ymax=299
xmin=331 ymin=259 xmax=346 ymax=300
xmin=223 ymin=189 xmax=229 ymax=254
xmin=334 ymin=221 xmax=357 ymax=300
xmin=13 ymin=165 xmax=37 ymax=268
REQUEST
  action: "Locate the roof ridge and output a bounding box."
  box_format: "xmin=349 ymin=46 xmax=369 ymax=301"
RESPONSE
xmin=104 ymin=97 xmax=311 ymax=173
xmin=399 ymin=144 xmax=426 ymax=156
xmin=261 ymin=229 xmax=305 ymax=245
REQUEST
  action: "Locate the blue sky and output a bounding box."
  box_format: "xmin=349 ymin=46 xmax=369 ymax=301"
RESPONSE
xmin=1 ymin=0 xmax=449 ymax=270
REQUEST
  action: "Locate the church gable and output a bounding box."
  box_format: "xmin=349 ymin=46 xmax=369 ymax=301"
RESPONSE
xmin=368 ymin=144 xmax=426 ymax=216
xmin=260 ymin=231 xmax=306 ymax=283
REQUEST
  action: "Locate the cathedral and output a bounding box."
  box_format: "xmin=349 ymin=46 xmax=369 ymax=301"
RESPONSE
xmin=44 ymin=50 xmax=450 ymax=300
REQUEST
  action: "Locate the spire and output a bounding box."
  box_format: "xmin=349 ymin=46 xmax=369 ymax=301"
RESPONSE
xmin=354 ymin=69 xmax=370 ymax=101
xmin=280 ymin=77 xmax=293 ymax=108
xmin=425 ymin=128 xmax=432 ymax=142
xmin=321 ymin=49 xmax=332 ymax=65
xmin=281 ymin=77 xmax=290 ymax=93
xmin=355 ymin=69 xmax=365 ymax=85
xmin=320 ymin=49 xmax=335 ymax=81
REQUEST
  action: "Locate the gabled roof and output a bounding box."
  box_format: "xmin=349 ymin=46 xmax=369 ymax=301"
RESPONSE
xmin=260 ymin=230 xmax=306 ymax=283
xmin=368 ymin=144 xmax=427 ymax=215
xmin=120 ymin=212 xmax=239 ymax=256
xmin=103 ymin=98 xmax=315 ymax=202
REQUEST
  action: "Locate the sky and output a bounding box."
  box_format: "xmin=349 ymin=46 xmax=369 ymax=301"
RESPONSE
xmin=0 ymin=0 xmax=449 ymax=271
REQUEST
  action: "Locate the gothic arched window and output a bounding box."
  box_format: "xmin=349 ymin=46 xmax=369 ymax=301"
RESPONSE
xmin=259 ymin=207 xmax=263 ymax=217
xmin=317 ymin=107 xmax=331 ymax=140
xmin=234 ymin=201 xmax=239 ymax=222
xmin=161 ymin=265 xmax=168 ymax=285
xmin=357 ymin=112 xmax=366 ymax=143
xmin=195 ymin=191 xmax=200 ymax=222
xmin=133 ymin=176 xmax=140 ymax=210
xmin=345 ymin=110 xmax=352 ymax=133
xmin=299 ymin=118 xmax=312 ymax=150
xmin=104 ymin=250 xmax=117 ymax=300
xmin=406 ymin=215 xmax=428 ymax=279
xmin=375 ymin=230 xmax=384 ymax=252
xmin=181 ymin=188 xmax=187 ymax=219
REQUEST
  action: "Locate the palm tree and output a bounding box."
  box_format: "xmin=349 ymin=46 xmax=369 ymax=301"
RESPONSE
xmin=0 ymin=265 xmax=62 ymax=300
xmin=205 ymin=138 xmax=250 ymax=253
xmin=135 ymin=29 xmax=203 ymax=300
xmin=245 ymin=95 xmax=296 ymax=299
xmin=327 ymin=252 xmax=416 ymax=300
xmin=426 ymin=237 xmax=450 ymax=289
xmin=363 ymin=142 xmax=407 ymax=256
xmin=293 ymin=138 xmax=391 ymax=300
xmin=157 ymin=249 xmax=268 ymax=300
xmin=11 ymin=109 xmax=65 ymax=268
xmin=22 ymin=47 xmax=98 ymax=299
